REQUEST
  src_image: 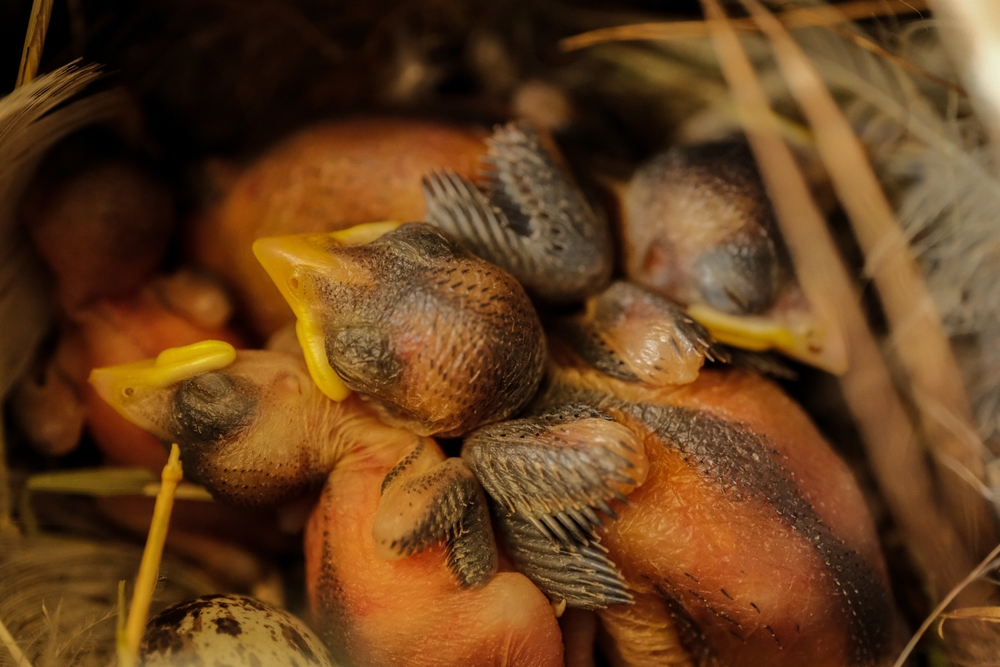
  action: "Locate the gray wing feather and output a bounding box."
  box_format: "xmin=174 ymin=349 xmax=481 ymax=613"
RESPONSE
xmin=463 ymin=404 xmax=637 ymax=545
xmin=498 ymin=510 xmax=632 ymax=609
xmin=423 ymin=122 xmax=612 ymax=301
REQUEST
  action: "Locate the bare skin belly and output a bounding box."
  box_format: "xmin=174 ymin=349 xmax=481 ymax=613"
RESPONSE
xmin=306 ymin=440 xmax=565 ymax=667
xmin=592 ymin=369 xmax=894 ymax=667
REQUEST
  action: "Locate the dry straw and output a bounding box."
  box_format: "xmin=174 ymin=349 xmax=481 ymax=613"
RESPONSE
xmin=565 ymin=0 xmax=1000 ymax=661
xmin=5 ymin=0 xmax=1000 ymax=663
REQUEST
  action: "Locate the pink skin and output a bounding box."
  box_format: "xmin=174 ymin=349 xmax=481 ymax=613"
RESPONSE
xmin=92 ymin=344 xmax=565 ymax=666
xmin=551 ymin=364 xmax=895 ymax=667
xmin=24 ymin=160 xmax=174 ymax=313
xmin=187 ymin=119 xmax=491 ymax=337
xmin=69 ymin=282 xmax=299 ymax=576
xmin=71 ymin=280 xmax=245 ymax=470
xmin=305 ymin=402 xmax=565 ymax=667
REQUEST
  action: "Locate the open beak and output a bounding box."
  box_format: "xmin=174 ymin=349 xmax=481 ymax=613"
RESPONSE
xmin=88 ymin=340 xmax=237 ymax=436
xmin=687 ymin=302 xmax=848 ymax=375
xmin=252 ymin=221 xmax=402 ymax=402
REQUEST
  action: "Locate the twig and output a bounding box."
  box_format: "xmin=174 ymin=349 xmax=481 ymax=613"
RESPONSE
xmin=739 ymin=0 xmax=995 ymax=559
xmin=894 ymin=540 xmax=1000 ymax=667
xmin=117 ymin=444 xmax=183 ymax=667
xmin=16 ymin=0 xmax=55 ymax=88
xmin=828 ymin=23 xmax=967 ymax=96
xmin=0 ymin=615 xmax=34 ymax=667
xmin=698 ymin=0 xmax=979 ymax=605
xmin=561 ymin=0 xmax=930 ymax=51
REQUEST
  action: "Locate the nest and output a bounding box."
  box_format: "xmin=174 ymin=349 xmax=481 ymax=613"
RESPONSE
xmin=3 ymin=0 xmax=1000 ymax=665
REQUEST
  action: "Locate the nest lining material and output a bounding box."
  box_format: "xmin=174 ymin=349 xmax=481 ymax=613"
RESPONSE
xmin=3 ymin=0 xmax=1000 ymax=664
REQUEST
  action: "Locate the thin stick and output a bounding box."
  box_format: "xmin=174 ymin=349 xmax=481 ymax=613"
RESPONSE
xmin=828 ymin=23 xmax=967 ymax=96
xmin=16 ymin=0 xmax=55 ymax=88
xmin=894 ymin=540 xmax=1000 ymax=667
xmin=561 ymin=0 xmax=930 ymax=51
xmin=117 ymin=444 xmax=183 ymax=667
xmin=0 ymin=616 xmax=34 ymax=667
xmin=116 ymin=580 xmax=127 ymax=644
xmin=698 ymin=0 xmax=979 ymax=602
xmin=739 ymin=0 xmax=995 ymax=558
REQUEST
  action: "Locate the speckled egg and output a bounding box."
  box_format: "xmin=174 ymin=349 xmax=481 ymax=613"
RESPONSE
xmin=140 ymin=594 xmax=335 ymax=666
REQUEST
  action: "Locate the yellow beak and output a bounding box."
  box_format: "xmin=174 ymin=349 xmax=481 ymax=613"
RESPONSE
xmin=252 ymin=221 xmax=402 ymax=402
xmin=88 ymin=340 xmax=237 ymax=433
xmin=687 ymin=303 xmax=848 ymax=375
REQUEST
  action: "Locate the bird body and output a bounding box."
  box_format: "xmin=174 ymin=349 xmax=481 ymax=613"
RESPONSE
xmin=465 ymin=283 xmax=895 ymax=666
xmin=620 ymin=141 xmax=844 ymax=373
xmin=189 ymin=118 xmax=491 ymax=336
xmin=544 ymin=365 xmax=895 ymax=667
xmin=306 ymin=414 xmax=563 ymax=667
xmin=90 ymin=343 xmax=566 ymax=666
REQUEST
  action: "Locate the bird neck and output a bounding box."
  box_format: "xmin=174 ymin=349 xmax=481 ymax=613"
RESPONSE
xmin=312 ymin=393 xmax=424 ymax=476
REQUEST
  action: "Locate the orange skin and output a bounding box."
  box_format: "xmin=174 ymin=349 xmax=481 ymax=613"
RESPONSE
xmin=306 ymin=409 xmax=564 ymax=667
xmin=23 ymin=160 xmax=175 ymax=313
xmin=72 ymin=288 xmax=306 ymax=570
xmin=547 ymin=362 xmax=894 ymax=667
xmin=66 ymin=283 xmax=244 ymax=470
xmin=92 ymin=343 xmax=565 ymax=666
xmin=619 ymin=142 xmax=789 ymax=318
xmin=189 ymin=118 xmax=491 ymax=336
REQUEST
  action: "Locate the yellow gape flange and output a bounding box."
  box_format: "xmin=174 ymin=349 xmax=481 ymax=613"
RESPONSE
xmin=687 ymin=303 xmax=848 ymax=375
xmin=253 ymin=221 xmax=403 ymax=401
xmin=327 ymin=220 xmax=403 ymax=246
xmin=89 ymin=340 xmax=238 ymax=409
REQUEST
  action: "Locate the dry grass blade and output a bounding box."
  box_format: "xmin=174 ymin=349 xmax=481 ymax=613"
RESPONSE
xmin=927 ymin=0 xmax=1000 ymax=162
xmin=827 ymin=23 xmax=966 ymax=96
xmin=16 ymin=0 xmax=54 ymax=88
xmin=561 ymin=0 xmax=929 ymax=51
xmin=938 ymin=607 xmax=1000 ymax=637
xmin=894 ymin=540 xmax=1000 ymax=666
xmin=18 ymin=468 xmax=211 ymax=534
xmin=0 ymin=616 xmax=34 ymax=667
xmin=739 ymin=0 xmax=994 ymax=563
xmin=118 ymin=444 xmax=184 ymax=667
xmin=21 ymin=468 xmax=211 ymax=500
xmin=698 ymin=0 xmax=980 ymax=615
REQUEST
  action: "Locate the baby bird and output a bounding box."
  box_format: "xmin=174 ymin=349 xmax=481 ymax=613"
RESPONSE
xmin=189 ymin=118 xmax=491 ymax=336
xmin=23 ymin=158 xmax=175 ymax=313
xmin=13 ymin=270 xmax=242 ymax=468
xmin=619 ymin=141 xmax=846 ymax=373
xmin=189 ymin=118 xmax=612 ymax=338
xmin=90 ymin=341 xmax=565 ymax=666
xmin=464 ymin=282 xmax=895 ymax=667
xmin=254 ymin=221 xmax=547 ymax=437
